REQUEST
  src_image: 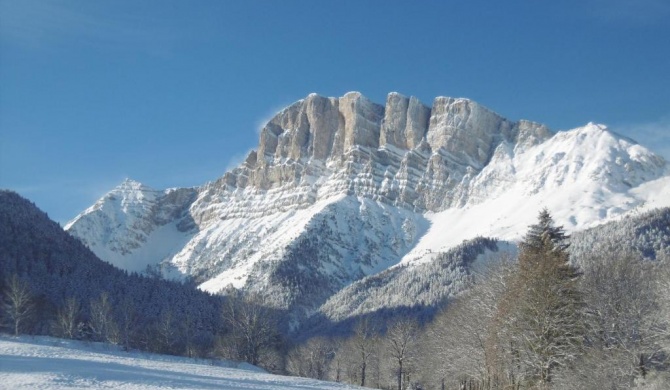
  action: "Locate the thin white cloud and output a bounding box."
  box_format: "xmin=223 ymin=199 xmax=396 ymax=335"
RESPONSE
xmin=221 ymin=96 xmax=303 ymax=176
xmin=254 ymin=103 xmax=291 ymax=136
xmin=4 ymin=176 xmax=125 ymax=224
xmin=224 ymin=148 xmax=255 ymax=173
xmin=584 ymin=0 xmax=670 ymax=25
xmin=0 ymin=0 xmax=174 ymax=54
xmin=613 ymin=116 xmax=670 ymax=161
xmin=5 ymin=176 xmax=121 ymax=197
xmin=253 ymin=93 xmax=311 ymax=135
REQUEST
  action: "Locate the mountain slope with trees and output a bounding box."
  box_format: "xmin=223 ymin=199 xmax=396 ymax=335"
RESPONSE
xmin=2 ymin=192 xmax=670 ymax=389
xmin=284 ymin=210 xmax=670 ymax=389
xmin=0 ymin=190 xmax=224 ymax=357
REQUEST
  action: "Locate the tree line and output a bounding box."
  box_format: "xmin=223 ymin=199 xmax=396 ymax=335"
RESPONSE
xmin=2 ymin=189 xmax=669 ymax=389
xmin=282 ymin=210 xmax=670 ymax=389
xmin=0 ymin=190 xmax=285 ymax=368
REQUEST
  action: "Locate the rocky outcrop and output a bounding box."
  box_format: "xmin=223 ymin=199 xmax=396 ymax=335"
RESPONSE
xmin=65 ymin=91 xmax=670 ymax=326
xmin=381 ymin=92 xmax=431 ymax=150
xmin=427 ymin=97 xmax=510 ymax=168
xmin=231 ymin=92 xmax=554 ymax=211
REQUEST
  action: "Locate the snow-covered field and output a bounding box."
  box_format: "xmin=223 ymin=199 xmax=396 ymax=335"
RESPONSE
xmin=0 ymin=335 xmax=361 ymax=389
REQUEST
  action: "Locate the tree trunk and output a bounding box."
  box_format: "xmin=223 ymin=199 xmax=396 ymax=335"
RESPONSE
xmin=360 ymin=361 xmax=366 ymax=387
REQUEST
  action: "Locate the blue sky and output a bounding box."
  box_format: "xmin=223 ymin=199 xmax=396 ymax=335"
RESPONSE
xmin=1 ymin=0 xmax=669 ymax=223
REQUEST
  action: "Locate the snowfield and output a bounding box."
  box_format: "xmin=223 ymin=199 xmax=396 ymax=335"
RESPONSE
xmin=0 ymin=335 xmax=362 ymax=390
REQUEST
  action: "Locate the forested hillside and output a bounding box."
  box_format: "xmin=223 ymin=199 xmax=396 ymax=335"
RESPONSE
xmin=286 ymin=210 xmax=670 ymax=389
xmin=0 ymin=190 xmax=224 ymax=357
xmin=570 ymin=207 xmax=670 ymax=262
xmin=300 ymin=237 xmax=506 ymax=338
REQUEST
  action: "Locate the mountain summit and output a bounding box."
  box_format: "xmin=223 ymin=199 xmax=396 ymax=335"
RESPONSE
xmin=219 ymin=91 xmax=555 ymax=212
xmin=65 ymin=92 xmax=670 ymax=323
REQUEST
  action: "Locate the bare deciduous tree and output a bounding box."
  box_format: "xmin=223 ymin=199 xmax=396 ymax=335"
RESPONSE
xmin=118 ymin=297 xmax=138 ymax=351
xmin=386 ymin=318 xmax=419 ymax=390
xmin=347 ymin=317 xmax=379 ymax=387
xmin=657 ymin=258 xmax=670 ymax=354
xmin=327 ymin=338 xmax=345 ymax=383
xmin=157 ymin=309 xmax=177 ymax=354
xmin=286 ymin=336 xmax=335 ymax=380
xmin=182 ymin=313 xmax=197 ymax=358
xmin=89 ymin=292 xmax=119 ymax=344
xmin=222 ymin=292 xmax=280 ymax=368
xmin=54 ymin=297 xmax=80 ymax=339
xmin=419 ymin=257 xmax=517 ymax=389
xmin=2 ymin=274 xmax=34 ymax=336
xmin=570 ymin=253 xmax=668 ymax=388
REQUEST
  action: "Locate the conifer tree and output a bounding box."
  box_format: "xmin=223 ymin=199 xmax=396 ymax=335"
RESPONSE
xmin=521 ymin=208 xmax=570 ymax=253
xmin=494 ymin=209 xmax=586 ymax=387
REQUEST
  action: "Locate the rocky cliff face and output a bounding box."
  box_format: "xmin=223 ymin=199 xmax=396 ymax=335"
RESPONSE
xmin=65 ymin=92 xmax=670 ymax=325
xmin=217 ymin=91 xmax=553 ymax=215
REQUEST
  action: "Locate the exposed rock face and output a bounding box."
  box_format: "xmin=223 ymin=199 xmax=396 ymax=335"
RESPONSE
xmin=381 ymin=92 xmax=431 ymax=149
xmin=256 ymin=92 xmax=384 ymax=161
xmin=427 ymin=97 xmax=508 ymax=168
xmin=66 ymin=91 xmax=670 ymax=326
xmin=229 ymin=92 xmax=554 ymax=212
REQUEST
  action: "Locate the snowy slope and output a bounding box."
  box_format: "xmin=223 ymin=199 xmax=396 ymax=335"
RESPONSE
xmin=65 ymin=92 xmax=670 ymax=324
xmin=315 ymin=207 xmax=670 ymax=326
xmin=0 ymin=336 xmax=362 ymax=390
xmin=65 ymin=180 xmax=197 ymax=273
xmin=401 ymin=123 xmax=670 ymax=264
xmin=316 ymin=238 xmax=513 ymax=324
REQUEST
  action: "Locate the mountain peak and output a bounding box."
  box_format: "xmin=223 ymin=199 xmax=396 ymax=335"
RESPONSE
xmin=576 ymin=122 xmax=645 ymax=148
xmin=387 ymin=91 xmax=407 ymax=98
xmin=342 ymin=90 xmax=364 ymax=99
xmin=231 ymin=92 xmax=669 ymax=204
xmin=65 ymin=92 xmax=670 ymax=323
xmin=117 ymin=178 xmax=149 ymax=191
xmin=253 ymin=92 xmax=517 ymax=171
xmin=122 ymin=177 xmax=140 ymax=184
xmin=576 ymin=122 xmax=618 ymax=138
xmin=584 ymin=121 xmax=607 ymax=130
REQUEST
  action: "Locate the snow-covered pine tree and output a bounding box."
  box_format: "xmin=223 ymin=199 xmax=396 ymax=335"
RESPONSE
xmin=521 ymin=208 xmax=570 ymax=253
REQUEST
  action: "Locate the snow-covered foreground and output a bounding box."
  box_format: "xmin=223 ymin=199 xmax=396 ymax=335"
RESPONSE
xmin=0 ymin=336 xmax=361 ymax=389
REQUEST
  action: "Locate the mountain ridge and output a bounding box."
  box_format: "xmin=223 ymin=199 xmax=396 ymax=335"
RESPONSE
xmin=64 ymin=91 xmax=670 ymax=323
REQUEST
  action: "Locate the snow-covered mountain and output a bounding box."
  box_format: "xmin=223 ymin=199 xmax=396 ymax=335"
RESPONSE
xmin=310 ymin=207 xmax=670 ymax=329
xmin=65 ymin=91 xmax=670 ymax=323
